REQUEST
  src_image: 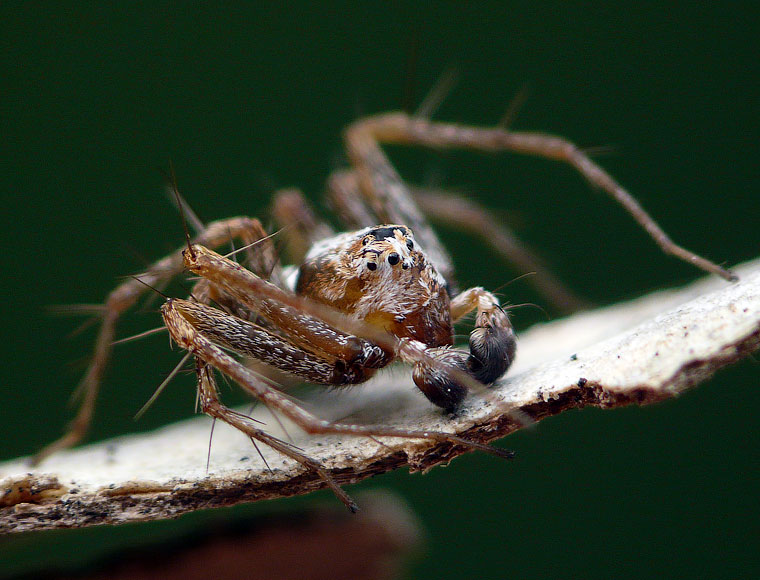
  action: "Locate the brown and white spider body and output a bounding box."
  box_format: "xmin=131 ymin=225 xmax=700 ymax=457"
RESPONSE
xmin=291 ymin=223 xmax=515 ymax=410
xmin=296 ymin=225 xmax=452 ymax=347
xmin=164 ymin=219 xmax=514 ymax=417
xmin=37 ymin=110 xmax=734 ymax=511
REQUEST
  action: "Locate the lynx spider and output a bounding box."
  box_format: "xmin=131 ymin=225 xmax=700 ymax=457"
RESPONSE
xmin=36 ymin=110 xmax=735 ymax=511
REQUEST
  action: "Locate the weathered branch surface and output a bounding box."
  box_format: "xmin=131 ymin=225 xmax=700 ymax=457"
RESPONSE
xmin=2 ymin=258 xmax=759 ymax=534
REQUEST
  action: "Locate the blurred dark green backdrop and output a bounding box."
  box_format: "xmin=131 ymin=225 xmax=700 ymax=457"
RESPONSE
xmin=2 ymin=2 xmax=758 ymax=578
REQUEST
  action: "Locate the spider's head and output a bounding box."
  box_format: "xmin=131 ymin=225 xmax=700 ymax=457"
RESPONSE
xmin=357 ymin=225 xmax=418 ymax=274
xmin=296 ymin=224 xmax=446 ymax=325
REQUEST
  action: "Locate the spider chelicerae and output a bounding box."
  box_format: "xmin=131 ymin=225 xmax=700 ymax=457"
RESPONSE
xmin=36 ymin=111 xmax=735 ymax=511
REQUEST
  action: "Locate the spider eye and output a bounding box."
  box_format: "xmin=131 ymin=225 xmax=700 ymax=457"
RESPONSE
xmin=367 ymin=262 xmax=377 ymax=271
xmin=362 ymin=237 xmax=371 ymax=246
xmin=388 ymin=252 xmax=400 ymax=265
xmin=406 ymin=239 xmax=414 ymax=250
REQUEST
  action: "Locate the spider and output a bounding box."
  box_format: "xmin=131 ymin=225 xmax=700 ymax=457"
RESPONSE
xmin=35 ymin=111 xmax=735 ymax=511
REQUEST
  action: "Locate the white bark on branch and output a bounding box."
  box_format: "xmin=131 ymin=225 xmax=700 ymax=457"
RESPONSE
xmin=2 ymin=257 xmax=759 ymax=533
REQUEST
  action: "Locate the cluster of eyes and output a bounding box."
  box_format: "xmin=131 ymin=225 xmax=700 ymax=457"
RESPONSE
xmin=361 ymin=236 xmax=415 ymax=271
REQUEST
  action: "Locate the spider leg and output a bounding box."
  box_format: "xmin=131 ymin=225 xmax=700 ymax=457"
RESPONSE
xmin=326 ymin=166 xmax=588 ymax=314
xmin=345 ymin=112 xmax=736 ymax=281
xmin=182 ymin=244 xmax=392 ymax=369
xmin=413 ymin=189 xmax=591 ymax=314
xmin=271 ymin=188 xmax=334 ymax=265
xmin=231 ymin=216 xmax=285 ymax=288
xmin=169 ymin=298 xmax=381 ymax=385
xmin=34 ymin=217 xmax=276 ymax=464
xmin=194 ymin=358 xmax=359 ymax=512
xmin=326 ymin=169 xmax=380 ymax=230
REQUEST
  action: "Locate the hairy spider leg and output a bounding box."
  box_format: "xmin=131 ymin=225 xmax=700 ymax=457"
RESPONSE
xmin=194 ymin=358 xmax=359 ymax=512
xmin=271 ymin=188 xmax=335 ymax=265
xmin=327 ymin=167 xmax=589 ymax=314
xmin=182 ymin=244 xmax=392 ymax=370
xmin=345 ymin=112 xmax=736 ymax=281
xmin=34 ymin=217 xmax=276 ymax=464
xmin=169 ymin=298 xmax=385 ymax=385
xmin=413 ymin=189 xmax=591 ymax=314
xmin=326 ymin=169 xmax=381 ymax=230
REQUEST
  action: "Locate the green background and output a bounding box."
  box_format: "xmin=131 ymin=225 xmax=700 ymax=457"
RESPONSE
xmin=2 ymin=2 xmax=758 ymax=578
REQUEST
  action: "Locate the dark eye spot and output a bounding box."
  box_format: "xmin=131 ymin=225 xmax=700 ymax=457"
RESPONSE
xmin=367 ymin=262 xmax=377 ymax=271
xmin=388 ymin=252 xmax=400 ymax=265
xmin=406 ymin=239 xmax=413 ymax=250
xmin=362 ymin=237 xmax=370 ymax=246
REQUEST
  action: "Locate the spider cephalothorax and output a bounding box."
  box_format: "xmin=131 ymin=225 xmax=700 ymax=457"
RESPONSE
xmin=295 ymin=224 xmax=453 ymax=347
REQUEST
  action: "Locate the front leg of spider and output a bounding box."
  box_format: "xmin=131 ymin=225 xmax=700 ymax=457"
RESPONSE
xmin=296 ymin=224 xmax=516 ymax=413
